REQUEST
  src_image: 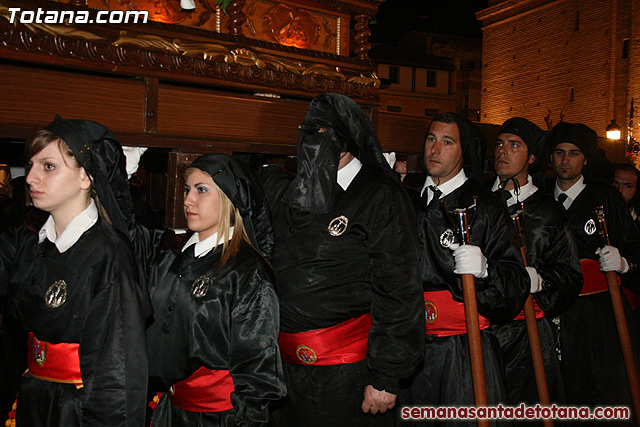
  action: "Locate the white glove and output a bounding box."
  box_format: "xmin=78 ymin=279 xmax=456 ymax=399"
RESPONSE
xmin=526 ymin=266 xmax=544 ymax=293
xmin=180 ymin=0 xmax=196 ymax=9
xmin=596 ymin=245 xmax=629 ymax=273
xmin=122 ymin=146 xmax=148 ymax=179
xmin=451 ymin=244 xmax=488 ymax=279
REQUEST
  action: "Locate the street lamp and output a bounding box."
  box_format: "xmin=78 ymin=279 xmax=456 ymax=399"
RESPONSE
xmin=606 ymin=119 xmax=621 ymax=140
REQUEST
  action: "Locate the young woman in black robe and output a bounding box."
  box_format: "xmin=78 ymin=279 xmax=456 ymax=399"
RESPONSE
xmin=0 ymin=117 xmax=150 ymax=426
xmin=134 ymin=154 xmax=285 ymax=427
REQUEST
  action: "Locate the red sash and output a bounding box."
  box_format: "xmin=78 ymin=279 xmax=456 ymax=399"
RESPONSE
xmin=278 ymin=313 xmax=371 ymax=365
xmin=424 ymin=291 xmax=490 ymax=337
xmin=580 ymin=259 xmax=619 ymax=296
xmin=26 ymin=332 xmax=83 ymax=388
xmin=167 ymin=367 xmax=235 ymax=412
xmin=513 ymin=299 xmax=545 ymax=321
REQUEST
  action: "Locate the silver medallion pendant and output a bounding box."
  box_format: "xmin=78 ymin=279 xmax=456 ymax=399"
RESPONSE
xmin=584 ymin=218 xmax=597 ymax=236
xmin=191 ymin=275 xmax=212 ymax=299
xmin=45 ymin=280 xmax=67 ymax=308
xmin=328 ymin=215 xmax=348 ymax=236
xmin=440 ymin=229 xmax=456 ymax=248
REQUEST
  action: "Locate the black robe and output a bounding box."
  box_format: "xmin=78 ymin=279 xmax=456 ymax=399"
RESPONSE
xmin=0 ymin=218 xmax=148 ymax=426
xmin=260 ymin=164 xmax=425 ymax=426
xmin=491 ymin=189 xmax=582 ymax=408
xmin=557 ymin=180 xmax=640 ymax=420
xmin=404 ymin=178 xmax=529 ymax=425
xmin=138 ymin=229 xmax=285 ymax=427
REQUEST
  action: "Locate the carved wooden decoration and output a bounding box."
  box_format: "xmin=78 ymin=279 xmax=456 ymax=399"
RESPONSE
xmin=354 ymin=14 xmax=371 ymax=60
xmin=264 ymin=4 xmax=320 ymax=50
xmin=226 ymin=0 xmax=246 ymax=35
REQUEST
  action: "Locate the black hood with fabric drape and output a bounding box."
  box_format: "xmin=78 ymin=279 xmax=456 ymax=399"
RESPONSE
xmin=285 ymin=93 xmax=398 ymax=214
xmin=188 ymin=153 xmax=274 ymax=260
xmin=547 ymin=121 xmax=614 ymax=184
xmin=44 ymin=116 xmax=132 ymax=236
xmin=498 ymin=117 xmax=547 ymax=189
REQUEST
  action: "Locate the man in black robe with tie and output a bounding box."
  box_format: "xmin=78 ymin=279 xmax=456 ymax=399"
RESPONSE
xmin=549 ymin=122 xmax=640 ymax=423
xmin=402 ymin=112 xmax=529 ymax=425
xmin=490 ymin=117 xmax=582 ymax=410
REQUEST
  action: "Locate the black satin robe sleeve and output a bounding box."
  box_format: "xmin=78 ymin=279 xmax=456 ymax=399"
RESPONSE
xmin=512 ymin=192 xmax=582 ymax=316
xmin=0 ymin=227 xmax=17 ymax=299
xmin=364 ymin=179 xmax=425 ymax=394
xmin=228 ymin=256 xmax=285 ymax=425
xmin=418 ymin=180 xmax=530 ymax=323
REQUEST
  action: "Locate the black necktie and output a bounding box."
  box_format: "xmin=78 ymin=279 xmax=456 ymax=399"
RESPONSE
xmin=496 ymin=188 xmax=512 ymax=205
xmin=557 ymin=193 xmax=568 ymax=208
xmin=424 ymin=185 xmax=442 ymax=207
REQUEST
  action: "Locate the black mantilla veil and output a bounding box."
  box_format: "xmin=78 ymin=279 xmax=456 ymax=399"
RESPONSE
xmin=187 ymin=153 xmax=274 ymax=259
xmin=547 ymin=121 xmax=614 ymax=184
xmin=285 ymin=93 xmax=399 ymax=214
xmin=426 ymin=112 xmax=487 ymax=184
xmin=44 ymin=116 xmax=132 ymax=236
xmin=497 ymin=117 xmax=548 ymax=191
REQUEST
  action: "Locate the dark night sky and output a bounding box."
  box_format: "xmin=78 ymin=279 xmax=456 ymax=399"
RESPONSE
xmin=371 ymin=0 xmax=489 ymax=43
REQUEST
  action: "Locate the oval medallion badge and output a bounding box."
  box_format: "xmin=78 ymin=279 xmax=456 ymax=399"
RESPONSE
xmin=191 ymin=275 xmax=212 ymax=299
xmin=328 ymin=215 xmax=348 ymax=237
xmin=295 ymin=345 xmax=318 ymax=364
xmin=45 ymin=280 xmax=67 ymax=309
xmin=584 ymin=219 xmax=597 ymax=236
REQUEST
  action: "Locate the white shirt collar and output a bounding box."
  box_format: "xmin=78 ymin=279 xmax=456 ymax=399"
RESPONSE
xmin=491 ymin=175 xmax=538 ymax=207
xmin=554 ymin=175 xmax=586 ymax=209
xmin=337 ymin=157 xmax=362 ymax=191
xmin=420 ymin=169 xmax=468 ymax=204
xmin=631 ymin=208 xmax=638 ymax=221
xmin=38 ymin=199 xmax=99 ymax=253
xmin=182 ymin=226 xmax=235 ymax=258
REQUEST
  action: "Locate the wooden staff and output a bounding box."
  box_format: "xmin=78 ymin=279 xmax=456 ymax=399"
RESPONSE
xmin=511 ymin=208 xmax=553 ymax=427
xmin=594 ymin=206 xmax=640 ymax=426
xmin=450 ymin=198 xmax=489 ymax=427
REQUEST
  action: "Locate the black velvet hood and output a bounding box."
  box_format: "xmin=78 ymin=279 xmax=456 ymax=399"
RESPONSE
xmin=188 ymin=153 xmax=274 ymax=259
xmin=44 ymin=116 xmax=132 ymax=236
xmin=498 ymin=117 xmax=547 ymax=189
xmin=547 ymin=121 xmax=613 ymax=183
xmin=286 ymin=93 xmax=398 ymax=214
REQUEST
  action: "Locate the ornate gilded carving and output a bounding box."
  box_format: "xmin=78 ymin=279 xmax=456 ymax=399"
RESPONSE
xmin=322 ymin=18 xmax=336 ymax=52
xmin=263 ymin=4 xmax=320 ymax=50
xmin=348 ymin=72 xmax=380 ymax=89
xmin=0 ymin=2 xmax=378 ymax=100
xmin=113 ymin=31 xmax=182 ymax=54
xmin=125 ymin=0 xmax=190 ymax=24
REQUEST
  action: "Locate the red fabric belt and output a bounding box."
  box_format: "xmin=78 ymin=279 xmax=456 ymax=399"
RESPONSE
xmin=580 ymin=259 xmax=619 ymax=296
xmin=167 ymin=366 xmax=235 ymax=413
xmin=424 ymin=291 xmax=490 ymax=337
xmin=513 ymin=299 xmax=545 ymax=321
xmin=26 ymin=332 xmax=83 ymax=388
xmin=278 ymin=313 xmax=371 ymax=365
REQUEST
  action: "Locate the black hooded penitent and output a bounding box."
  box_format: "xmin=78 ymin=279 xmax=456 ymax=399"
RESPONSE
xmin=187 ymin=153 xmax=274 ymax=259
xmin=498 ymin=117 xmax=547 ymax=189
xmin=44 ymin=116 xmax=132 ymax=236
xmin=285 ymin=93 xmax=398 ymax=214
xmin=547 ymin=121 xmax=613 ymax=183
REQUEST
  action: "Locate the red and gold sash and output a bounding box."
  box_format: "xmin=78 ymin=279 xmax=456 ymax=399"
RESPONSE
xmin=424 ymin=291 xmax=490 ymax=337
xmin=279 ymin=313 xmax=371 ymax=365
xmin=27 ymin=332 xmax=83 ymax=388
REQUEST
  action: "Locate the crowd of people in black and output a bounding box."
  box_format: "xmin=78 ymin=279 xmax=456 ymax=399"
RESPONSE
xmin=1 ymin=93 xmax=640 ymax=426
